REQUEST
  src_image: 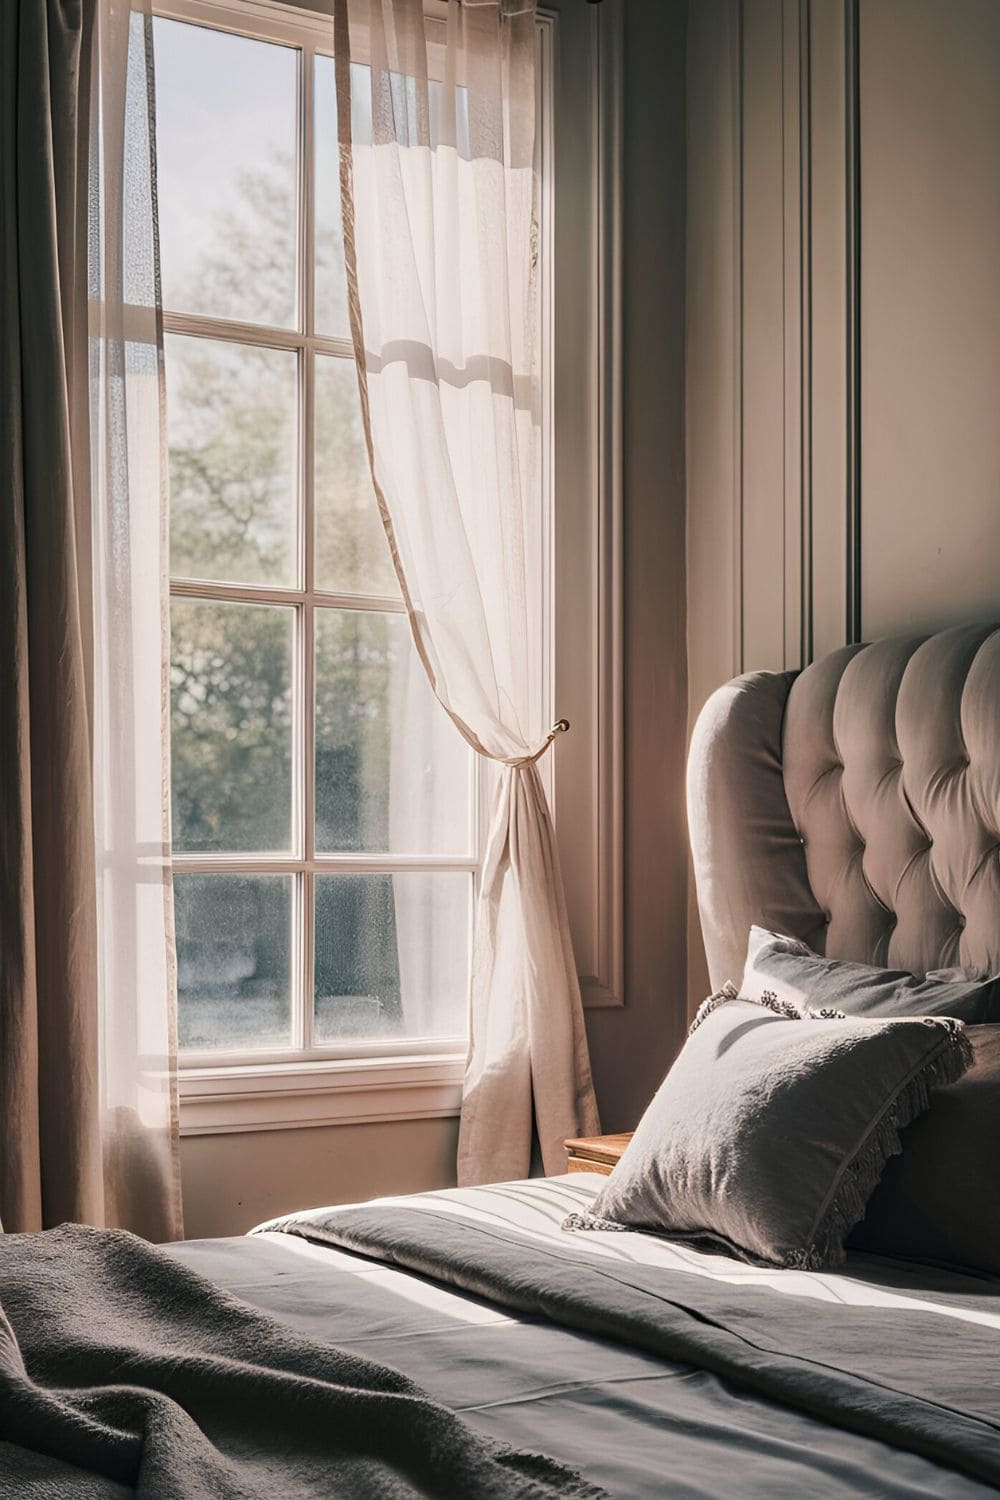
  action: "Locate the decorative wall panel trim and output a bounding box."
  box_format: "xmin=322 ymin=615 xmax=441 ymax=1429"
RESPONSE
xmin=783 ymin=0 xmax=813 ymax=668
xmin=687 ymin=0 xmax=867 ymax=722
xmin=738 ymin=0 xmax=813 ymax=673
xmin=585 ymin=0 xmax=626 ymax=1009
xmin=549 ymin=1 xmax=625 ymax=1009
xmin=734 ymin=0 xmax=746 ymax=675
xmin=844 ymin=0 xmax=862 ymax=644
xmin=686 ymin=0 xmax=745 ymax=718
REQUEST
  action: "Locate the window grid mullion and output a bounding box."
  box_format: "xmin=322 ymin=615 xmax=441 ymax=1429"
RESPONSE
xmin=161 ymin=308 xmax=354 ymax=361
xmin=301 ymin=38 xmax=317 ymax=1053
xmin=171 ymin=857 xmax=480 ymax=873
xmin=169 ymin=577 xmax=406 ymax=614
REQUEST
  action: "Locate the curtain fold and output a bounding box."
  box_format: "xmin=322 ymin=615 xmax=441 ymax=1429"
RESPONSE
xmin=1 ymin=0 xmax=102 ymax=1232
xmin=333 ymin=0 xmax=600 ymax=1183
xmin=88 ymin=0 xmax=182 ymax=1243
xmin=0 ymin=0 xmax=181 ymax=1239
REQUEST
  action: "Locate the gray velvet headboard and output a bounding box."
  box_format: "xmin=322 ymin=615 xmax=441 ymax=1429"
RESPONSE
xmin=688 ymin=623 xmax=1000 ymax=991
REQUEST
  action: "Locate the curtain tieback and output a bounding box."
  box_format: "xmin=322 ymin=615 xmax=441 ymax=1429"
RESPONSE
xmin=504 ymin=718 xmax=570 ymax=770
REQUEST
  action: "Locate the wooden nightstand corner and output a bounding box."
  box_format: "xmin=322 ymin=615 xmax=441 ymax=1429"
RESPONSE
xmin=563 ymin=1131 xmax=633 ymax=1175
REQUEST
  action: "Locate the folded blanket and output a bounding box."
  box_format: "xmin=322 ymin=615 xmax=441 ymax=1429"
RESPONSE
xmin=258 ymin=1193 xmax=1000 ymax=1493
xmin=0 ymin=1223 xmax=602 ymax=1499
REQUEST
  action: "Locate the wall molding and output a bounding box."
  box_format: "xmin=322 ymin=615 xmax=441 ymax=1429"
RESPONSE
xmin=734 ymin=0 xmax=746 ymax=677
xmin=549 ymin=0 xmax=625 ymax=1010
xmin=725 ymin=0 xmax=862 ymax=678
xmin=782 ymin=0 xmax=812 ymax=669
xmin=584 ymin=0 xmax=625 ymax=1009
xmin=733 ymin=0 xmax=815 ymax=674
xmin=843 ymin=0 xmax=863 ymax=644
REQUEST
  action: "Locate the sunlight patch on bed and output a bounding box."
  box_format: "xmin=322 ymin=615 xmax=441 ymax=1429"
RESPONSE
xmin=295 ymin=1177 xmax=1000 ymax=1337
xmin=360 ymin=1266 xmax=516 ymax=1326
xmin=254 ymin=1229 xmax=515 ymax=1326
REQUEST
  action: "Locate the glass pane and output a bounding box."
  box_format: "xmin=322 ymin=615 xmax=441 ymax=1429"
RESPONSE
xmin=176 ymin=875 xmax=293 ymax=1051
xmin=154 ymin=18 xmax=298 ymax=328
xmin=314 ymin=55 xmax=349 ymax=338
xmin=314 ymin=354 xmax=396 ymax=595
xmin=171 ymin=600 xmax=293 ymax=852
xmin=315 ymin=609 xmax=471 ymax=853
xmin=314 ymin=873 xmax=469 ymax=1044
xmin=166 ymin=335 xmax=297 ymax=587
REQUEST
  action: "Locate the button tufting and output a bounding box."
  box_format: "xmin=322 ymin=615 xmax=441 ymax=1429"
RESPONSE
xmin=957 ymin=914 xmax=967 ymax=930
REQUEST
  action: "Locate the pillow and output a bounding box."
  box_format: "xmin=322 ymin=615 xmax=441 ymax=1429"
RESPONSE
xmin=741 ymin=925 xmax=1000 ymax=1022
xmin=849 ymin=1023 xmax=1000 ymax=1277
xmin=563 ymin=986 xmax=973 ymax=1270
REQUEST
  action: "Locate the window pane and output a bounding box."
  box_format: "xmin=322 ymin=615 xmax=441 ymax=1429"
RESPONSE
xmin=315 ymin=609 xmax=471 ymax=853
xmin=314 ymin=354 xmax=396 ymax=596
xmin=176 ymin=875 xmax=293 ymax=1051
xmin=314 ymin=873 xmax=469 ymax=1043
xmin=314 ymin=56 xmax=349 ymax=339
xmin=171 ymin=600 xmax=294 ymax=852
xmin=166 ymin=335 xmax=297 ymax=587
xmin=154 ymin=18 xmax=298 ymax=328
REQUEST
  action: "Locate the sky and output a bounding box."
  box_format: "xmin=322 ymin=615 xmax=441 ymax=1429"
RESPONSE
xmin=153 ymin=17 xmax=299 ymax=325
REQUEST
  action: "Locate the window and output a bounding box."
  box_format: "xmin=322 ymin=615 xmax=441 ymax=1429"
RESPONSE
xmin=153 ymin=0 xmax=621 ymax=1135
xmin=155 ymin=4 xmax=478 ymax=1066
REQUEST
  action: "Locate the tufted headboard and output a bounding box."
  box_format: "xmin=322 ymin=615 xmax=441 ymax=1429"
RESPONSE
xmin=688 ymin=623 xmax=1000 ymax=991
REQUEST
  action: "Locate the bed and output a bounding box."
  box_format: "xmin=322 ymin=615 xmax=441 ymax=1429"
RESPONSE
xmin=2 ymin=623 xmax=999 ymax=1497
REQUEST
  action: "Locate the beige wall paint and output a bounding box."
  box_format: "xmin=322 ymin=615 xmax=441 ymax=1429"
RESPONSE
xmin=181 ymin=1117 xmax=459 ymax=1239
xmin=860 ymin=0 xmax=1000 ymax=638
xmin=686 ymin=0 xmax=1000 ymax=1000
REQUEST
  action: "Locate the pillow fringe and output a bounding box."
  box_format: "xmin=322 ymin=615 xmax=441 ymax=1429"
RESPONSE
xmin=562 ymin=1212 xmax=628 ymax=1235
xmin=794 ymin=1022 xmax=974 ymax=1270
xmin=688 ymin=981 xmax=740 ymax=1033
xmin=688 ymin=984 xmax=846 ymax=1036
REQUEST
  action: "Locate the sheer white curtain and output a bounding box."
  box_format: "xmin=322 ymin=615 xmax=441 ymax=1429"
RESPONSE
xmin=88 ymin=0 xmax=182 ymax=1239
xmin=333 ymin=0 xmax=600 ymax=1182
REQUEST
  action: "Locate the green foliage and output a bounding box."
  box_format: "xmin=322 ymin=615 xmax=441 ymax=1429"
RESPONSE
xmin=170 ymin=599 xmax=293 ymax=851
xmin=167 ymin=335 xmax=295 ymax=587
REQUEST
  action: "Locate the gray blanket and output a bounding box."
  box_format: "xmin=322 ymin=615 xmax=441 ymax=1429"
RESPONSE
xmin=260 ymin=1199 xmax=1000 ymax=1492
xmin=0 ymin=1223 xmax=602 ymax=1499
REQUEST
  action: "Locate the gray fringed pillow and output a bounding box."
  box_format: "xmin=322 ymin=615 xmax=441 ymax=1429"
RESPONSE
xmin=848 ymin=1023 xmax=1000 ymax=1276
xmin=564 ymin=985 xmax=973 ymax=1270
xmin=741 ymin=925 xmax=1000 ymax=1022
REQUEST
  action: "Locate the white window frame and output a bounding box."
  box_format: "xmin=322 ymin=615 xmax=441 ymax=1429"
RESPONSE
xmin=165 ymin=0 xmax=625 ymax=1135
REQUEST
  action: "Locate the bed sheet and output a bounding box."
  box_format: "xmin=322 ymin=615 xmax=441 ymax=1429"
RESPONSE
xmin=167 ymin=1174 xmax=1000 ymax=1499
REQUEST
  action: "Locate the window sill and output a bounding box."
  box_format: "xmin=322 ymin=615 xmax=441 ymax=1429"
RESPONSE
xmin=178 ymin=1052 xmax=465 ymax=1136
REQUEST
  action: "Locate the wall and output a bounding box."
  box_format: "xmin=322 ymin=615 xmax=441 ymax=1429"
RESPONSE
xmin=181 ymin=0 xmax=690 ymax=1230
xmin=584 ymin=0 xmax=690 ymax=1131
xmin=182 ymin=1117 xmax=459 ymax=1239
xmin=686 ymin=0 xmax=1000 ymax=998
xmin=860 ymin=0 xmax=1000 ymax=637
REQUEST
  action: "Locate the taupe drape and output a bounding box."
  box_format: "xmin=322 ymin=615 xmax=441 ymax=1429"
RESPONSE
xmin=0 ymin=0 xmax=102 ymax=1231
xmin=0 ymin=0 xmax=182 ymax=1238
